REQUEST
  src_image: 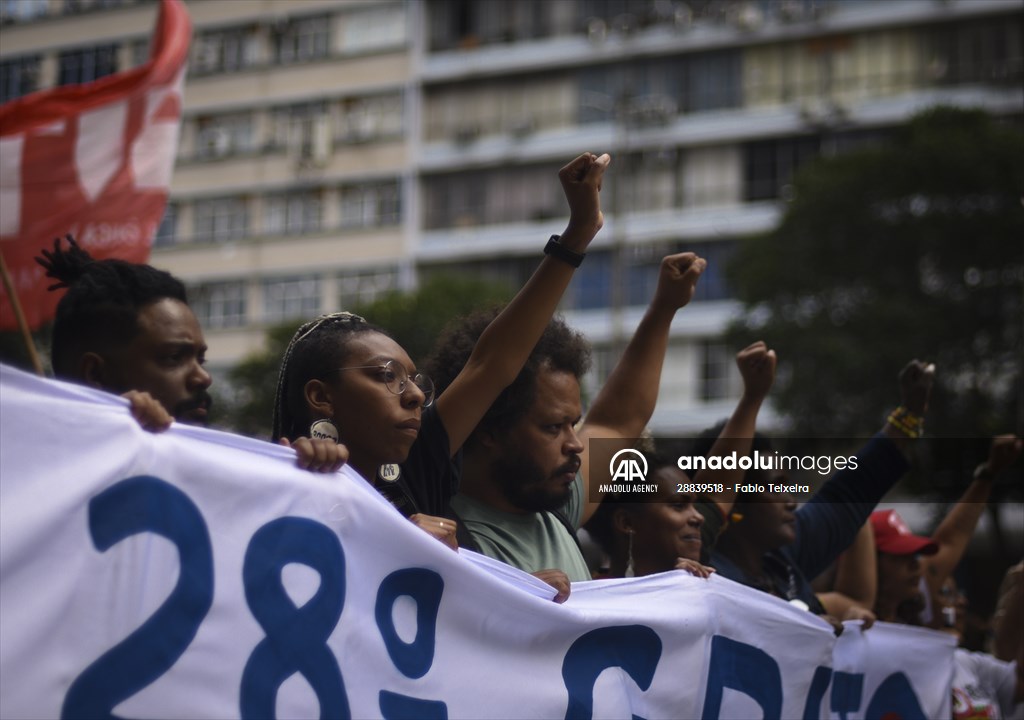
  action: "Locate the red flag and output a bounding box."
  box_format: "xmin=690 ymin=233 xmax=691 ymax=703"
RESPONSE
xmin=0 ymin=0 xmax=191 ymax=331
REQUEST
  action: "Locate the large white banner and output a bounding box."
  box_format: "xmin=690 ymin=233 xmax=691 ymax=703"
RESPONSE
xmin=0 ymin=364 xmax=955 ymax=719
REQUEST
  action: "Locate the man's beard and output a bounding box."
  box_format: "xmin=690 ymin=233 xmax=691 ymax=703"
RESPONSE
xmin=490 ymin=449 xmax=580 ymax=513
xmin=173 ymin=390 xmax=213 ymax=427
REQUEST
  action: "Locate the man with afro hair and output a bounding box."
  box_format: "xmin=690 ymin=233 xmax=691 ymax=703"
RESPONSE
xmin=425 ymin=252 xmax=706 ymax=595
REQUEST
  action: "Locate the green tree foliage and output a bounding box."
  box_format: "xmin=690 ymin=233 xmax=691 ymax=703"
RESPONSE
xmin=213 ymin=274 xmax=511 ymax=437
xmin=726 ymin=107 xmax=1023 ymax=438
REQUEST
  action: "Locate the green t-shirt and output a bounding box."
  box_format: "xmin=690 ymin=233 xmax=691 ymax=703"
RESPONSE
xmin=451 ymin=472 xmax=591 ymax=583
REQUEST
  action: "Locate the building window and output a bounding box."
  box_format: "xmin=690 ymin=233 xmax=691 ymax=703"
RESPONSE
xmin=131 ymin=38 xmax=150 ymax=67
xmin=192 ymin=281 xmax=247 ymax=329
xmin=274 ymin=15 xmax=329 ymax=64
xmin=153 ymin=203 xmax=178 ymax=247
xmin=924 ymin=16 xmax=1024 ymax=87
xmin=264 ymin=192 xmax=322 ymax=236
xmin=0 ymin=0 xmax=48 ymax=23
xmin=341 ymin=5 xmax=407 ymax=54
xmin=195 ymin=113 xmax=255 ymax=160
xmin=657 ymin=341 xmax=693 ymax=405
xmin=263 ymin=276 xmax=321 ymax=323
xmin=62 ymin=0 xmax=126 ymax=13
xmin=683 ymin=145 xmax=742 ymax=208
xmin=58 ymin=44 xmax=119 ymax=85
xmin=270 ymin=102 xmax=329 ymax=152
xmin=565 ymin=249 xmax=612 ymax=311
xmin=422 ymin=164 xmax=561 ymax=229
xmin=744 ymin=135 xmax=821 ymax=201
xmin=0 ymin=55 xmax=40 ymax=103
xmin=338 ymin=267 xmax=399 ymax=307
xmin=340 ymin=181 xmax=401 ymax=229
xmin=334 ymin=93 xmax=404 ymax=144
xmin=700 ymin=341 xmax=740 ymax=401
xmin=687 ymin=241 xmax=735 ymax=302
xmin=622 ymin=244 xmax=671 ymax=308
xmin=685 ymin=50 xmax=742 ymax=112
xmin=191 ymin=26 xmax=260 ymax=76
xmin=194 ymin=197 xmax=248 ymax=243
xmin=426 ymin=0 xmax=575 ymax=52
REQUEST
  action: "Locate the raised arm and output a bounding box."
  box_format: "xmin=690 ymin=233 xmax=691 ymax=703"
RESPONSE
xmin=818 ymin=520 xmax=878 ymax=623
xmin=579 ymin=252 xmax=705 ymax=524
xmin=696 ymin=341 xmax=777 ymax=520
xmin=881 ymin=360 xmax=934 ymax=452
xmin=922 ymin=434 xmax=1022 ymax=595
xmin=436 ymin=152 xmax=611 ymax=456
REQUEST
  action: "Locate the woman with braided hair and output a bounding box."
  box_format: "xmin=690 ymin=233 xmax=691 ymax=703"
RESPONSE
xmin=271 ymin=152 xmax=610 ymax=550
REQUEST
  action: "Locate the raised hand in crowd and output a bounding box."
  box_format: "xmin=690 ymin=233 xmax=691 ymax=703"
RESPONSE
xmin=579 ymin=251 xmax=706 ymax=526
xmin=882 ymin=359 xmax=935 ymax=449
xmin=920 ymin=434 xmax=1021 ymax=629
xmin=559 ymin=151 xmax=610 ymax=241
xmin=689 ymin=341 xmax=777 ymax=555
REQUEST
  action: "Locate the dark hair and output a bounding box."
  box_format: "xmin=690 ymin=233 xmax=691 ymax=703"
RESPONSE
xmin=271 ymin=312 xmax=392 ymax=442
xmin=424 ymin=306 xmax=592 ymax=445
xmin=35 ymin=235 xmax=188 ymax=378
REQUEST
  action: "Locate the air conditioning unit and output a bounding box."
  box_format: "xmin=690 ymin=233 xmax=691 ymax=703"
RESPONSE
xmin=673 ymin=3 xmax=693 ymax=31
xmin=731 ymin=3 xmax=764 ymax=32
xmin=585 ymin=16 xmax=607 ymax=43
xmin=778 ymin=0 xmax=804 ymax=23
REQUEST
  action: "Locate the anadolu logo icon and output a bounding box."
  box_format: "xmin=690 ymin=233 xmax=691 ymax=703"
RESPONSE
xmin=609 ymin=448 xmax=648 ymax=483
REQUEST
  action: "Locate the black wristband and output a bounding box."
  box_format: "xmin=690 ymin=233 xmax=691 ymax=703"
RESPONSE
xmin=543 ymin=235 xmax=585 ymax=268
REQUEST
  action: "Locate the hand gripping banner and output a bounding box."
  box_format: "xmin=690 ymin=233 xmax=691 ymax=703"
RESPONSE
xmin=0 ymin=364 xmax=956 ymax=719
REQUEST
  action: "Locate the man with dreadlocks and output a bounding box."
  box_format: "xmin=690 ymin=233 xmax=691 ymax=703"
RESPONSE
xmin=35 ymin=235 xmax=345 ymax=472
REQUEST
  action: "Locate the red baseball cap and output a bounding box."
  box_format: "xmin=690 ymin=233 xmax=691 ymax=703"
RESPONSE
xmin=870 ymin=510 xmax=939 ymax=556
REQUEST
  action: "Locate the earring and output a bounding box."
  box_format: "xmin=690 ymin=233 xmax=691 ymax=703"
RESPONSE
xmin=624 ymin=530 xmax=635 ymax=578
xmin=309 ymin=418 xmax=339 ymax=443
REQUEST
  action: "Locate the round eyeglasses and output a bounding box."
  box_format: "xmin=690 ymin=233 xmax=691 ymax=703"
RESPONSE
xmin=337 ymin=359 xmax=435 ymax=407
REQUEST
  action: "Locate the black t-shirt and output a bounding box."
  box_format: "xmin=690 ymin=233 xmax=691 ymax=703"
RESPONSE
xmin=373 ymin=404 xmax=459 ymax=518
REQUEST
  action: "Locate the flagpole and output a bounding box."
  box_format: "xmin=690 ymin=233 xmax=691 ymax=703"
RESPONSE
xmin=0 ymin=249 xmax=44 ymax=376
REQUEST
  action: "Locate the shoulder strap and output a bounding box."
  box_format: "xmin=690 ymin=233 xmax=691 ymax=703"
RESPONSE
xmin=549 ymin=508 xmax=583 ymax=553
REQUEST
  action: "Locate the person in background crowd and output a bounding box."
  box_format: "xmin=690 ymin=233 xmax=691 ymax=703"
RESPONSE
xmin=868 ymin=434 xmax=1024 ymax=719
xmin=918 ymin=435 xmax=1022 ymax=630
xmin=36 ymin=235 xmax=345 ymax=473
xmin=993 ymin=561 xmax=1023 ymax=663
xmin=584 ymin=340 xmax=777 ymax=579
xmin=271 ymin=153 xmax=610 ymax=563
xmin=869 ymin=509 xmax=939 ymax=623
xmin=584 ymin=452 xmax=715 ymax=579
xmin=694 ymin=360 xmax=934 ymax=627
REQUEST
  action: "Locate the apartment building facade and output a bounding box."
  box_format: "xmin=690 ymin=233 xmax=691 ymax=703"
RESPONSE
xmin=2 ymin=0 xmax=1021 ymax=432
